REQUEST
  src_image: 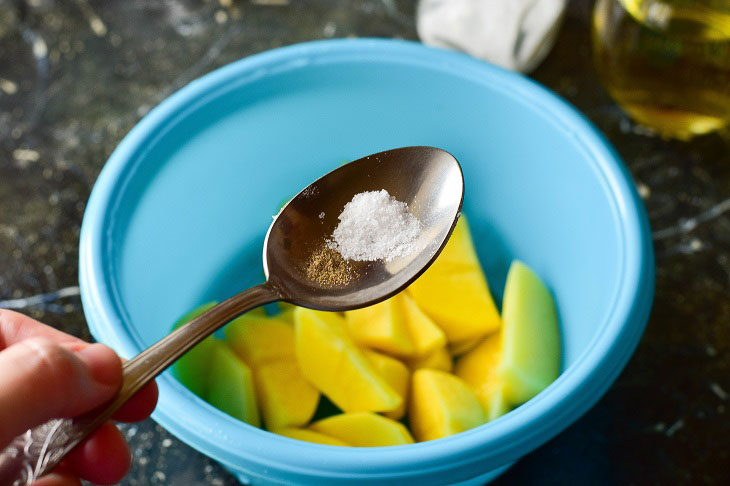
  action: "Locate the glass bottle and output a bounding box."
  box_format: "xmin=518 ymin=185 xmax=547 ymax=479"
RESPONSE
xmin=592 ymin=0 xmax=730 ymax=139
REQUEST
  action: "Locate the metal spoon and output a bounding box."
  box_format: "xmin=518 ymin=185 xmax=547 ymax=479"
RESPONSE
xmin=0 ymin=146 xmax=464 ymax=485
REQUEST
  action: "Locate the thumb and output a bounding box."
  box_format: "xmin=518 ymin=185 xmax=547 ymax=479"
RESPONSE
xmin=0 ymin=338 xmax=122 ymax=446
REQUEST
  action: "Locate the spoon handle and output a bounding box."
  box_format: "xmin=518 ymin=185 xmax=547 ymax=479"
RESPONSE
xmin=0 ymin=282 xmax=280 ymax=486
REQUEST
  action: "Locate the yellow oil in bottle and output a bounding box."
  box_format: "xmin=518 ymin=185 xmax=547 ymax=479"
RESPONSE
xmin=592 ymin=0 xmax=730 ymax=139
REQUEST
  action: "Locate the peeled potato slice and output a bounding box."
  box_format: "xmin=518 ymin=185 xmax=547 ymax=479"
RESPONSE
xmin=295 ymin=308 xmax=401 ymax=413
xmin=311 ymin=413 xmax=414 ymax=446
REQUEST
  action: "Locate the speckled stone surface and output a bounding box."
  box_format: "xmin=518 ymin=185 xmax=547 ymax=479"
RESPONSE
xmin=1 ymin=0 xmax=728 ymax=484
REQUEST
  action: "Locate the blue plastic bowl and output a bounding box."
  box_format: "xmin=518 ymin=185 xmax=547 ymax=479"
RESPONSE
xmin=80 ymin=39 xmax=654 ymax=485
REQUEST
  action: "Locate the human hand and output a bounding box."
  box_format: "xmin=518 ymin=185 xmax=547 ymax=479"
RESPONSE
xmin=0 ymin=309 xmax=159 ymax=486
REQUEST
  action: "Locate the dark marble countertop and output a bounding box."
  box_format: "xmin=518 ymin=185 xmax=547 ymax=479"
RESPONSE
xmin=1 ymin=0 xmax=728 ymax=484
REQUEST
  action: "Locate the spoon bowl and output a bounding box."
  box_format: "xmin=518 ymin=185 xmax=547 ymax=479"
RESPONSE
xmin=266 ymin=145 xmax=464 ymax=310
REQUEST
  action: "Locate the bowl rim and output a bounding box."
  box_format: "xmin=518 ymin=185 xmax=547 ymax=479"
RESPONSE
xmin=79 ymin=38 xmax=655 ymax=482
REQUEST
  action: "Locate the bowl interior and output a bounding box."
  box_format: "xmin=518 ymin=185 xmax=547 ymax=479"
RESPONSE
xmin=82 ymin=39 xmax=648 ymax=483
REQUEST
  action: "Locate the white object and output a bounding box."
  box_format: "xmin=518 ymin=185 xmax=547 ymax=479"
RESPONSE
xmin=328 ymin=190 xmax=422 ymax=262
xmin=416 ymin=0 xmax=567 ymax=73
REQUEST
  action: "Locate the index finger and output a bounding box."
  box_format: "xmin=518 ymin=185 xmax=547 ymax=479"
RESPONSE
xmin=0 ymin=309 xmax=158 ymax=421
xmin=0 ymin=309 xmax=87 ymax=351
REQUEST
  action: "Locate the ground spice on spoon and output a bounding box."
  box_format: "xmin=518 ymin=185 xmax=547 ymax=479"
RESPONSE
xmin=305 ymin=246 xmax=356 ymax=286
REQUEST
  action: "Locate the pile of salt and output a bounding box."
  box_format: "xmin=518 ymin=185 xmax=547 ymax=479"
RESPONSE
xmin=328 ymin=189 xmax=422 ymax=262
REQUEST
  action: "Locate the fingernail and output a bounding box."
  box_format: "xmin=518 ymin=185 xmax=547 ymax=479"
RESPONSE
xmin=77 ymin=343 xmax=122 ymax=387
